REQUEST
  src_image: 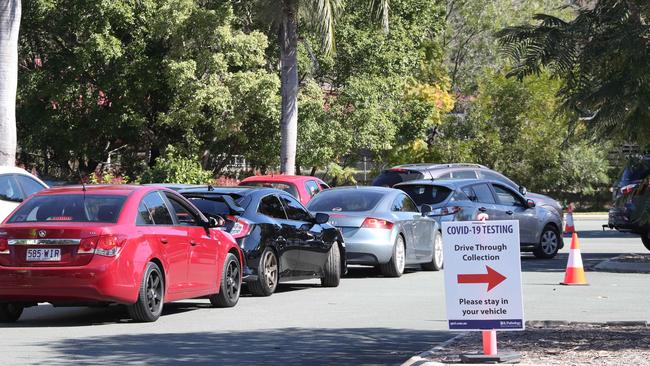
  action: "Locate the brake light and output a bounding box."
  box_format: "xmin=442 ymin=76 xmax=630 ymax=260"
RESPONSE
xmin=361 ymin=217 xmax=394 ymax=230
xmin=437 ymin=206 xmax=461 ymax=216
xmin=389 ymin=168 xmax=408 ymax=173
xmin=226 ymin=215 xmax=251 ymax=239
xmin=77 ymin=237 xmax=97 ymax=254
xmin=94 ymin=235 xmax=126 ymax=257
xmin=620 ymin=184 xmax=638 ymax=196
xmin=0 ymin=237 xmax=8 ymax=254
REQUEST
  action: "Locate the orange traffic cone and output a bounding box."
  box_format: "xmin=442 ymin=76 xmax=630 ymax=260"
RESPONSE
xmin=564 ymin=203 xmax=575 ymax=237
xmin=561 ymin=232 xmax=588 ymax=285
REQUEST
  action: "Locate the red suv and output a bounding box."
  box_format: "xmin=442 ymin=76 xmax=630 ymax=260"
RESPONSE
xmin=0 ymin=185 xmax=243 ymax=322
xmin=239 ymin=175 xmax=329 ymax=205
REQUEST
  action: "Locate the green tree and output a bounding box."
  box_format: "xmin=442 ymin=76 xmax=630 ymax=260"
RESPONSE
xmin=498 ymin=0 xmax=650 ymax=144
xmin=17 ymin=1 xmax=279 ymax=177
xmin=0 ymin=0 xmax=20 ymax=166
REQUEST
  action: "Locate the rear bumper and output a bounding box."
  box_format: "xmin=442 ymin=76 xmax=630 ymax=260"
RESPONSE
xmin=608 ymin=208 xmax=650 ymax=233
xmin=0 ymin=255 xmax=139 ymax=304
xmin=340 ymin=227 xmax=394 ymax=265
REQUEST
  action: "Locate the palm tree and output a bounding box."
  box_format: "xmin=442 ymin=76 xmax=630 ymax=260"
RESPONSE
xmin=266 ymin=0 xmax=389 ymax=175
xmin=0 ymin=0 xmax=20 ymax=166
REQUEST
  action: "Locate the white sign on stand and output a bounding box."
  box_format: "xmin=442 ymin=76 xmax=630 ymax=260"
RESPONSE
xmin=442 ymin=220 xmax=524 ymax=331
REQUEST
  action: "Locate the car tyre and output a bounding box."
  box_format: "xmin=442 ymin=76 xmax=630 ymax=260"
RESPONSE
xmin=422 ymin=231 xmax=443 ymax=271
xmin=127 ymin=262 xmax=164 ymax=322
xmin=380 ymin=235 xmax=406 ymax=277
xmin=321 ymin=242 xmax=341 ymax=287
xmin=642 ymin=234 xmax=650 ymax=251
xmin=209 ymin=253 xmax=241 ymax=308
xmin=533 ymin=225 xmax=561 ymax=259
xmin=248 ymin=247 xmax=278 ymax=297
xmin=0 ymin=303 xmax=23 ymax=323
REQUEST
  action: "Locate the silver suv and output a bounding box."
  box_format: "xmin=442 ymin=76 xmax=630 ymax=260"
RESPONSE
xmin=372 ymin=163 xmax=563 ymax=219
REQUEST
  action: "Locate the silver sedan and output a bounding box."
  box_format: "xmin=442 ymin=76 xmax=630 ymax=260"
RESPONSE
xmin=306 ymin=186 xmax=442 ymax=277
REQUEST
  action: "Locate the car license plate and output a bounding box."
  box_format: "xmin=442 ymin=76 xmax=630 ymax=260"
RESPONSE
xmin=26 ymin=248 xmax=61 ymax=262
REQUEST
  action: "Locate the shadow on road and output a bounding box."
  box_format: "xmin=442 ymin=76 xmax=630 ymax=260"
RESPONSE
xmin=35 ymin=327 xmax=454 ymax=366
xmin=575 ymin=230 xmax=639 ymax=239
xmin=520 ymin=252 xmax=626 ymax=273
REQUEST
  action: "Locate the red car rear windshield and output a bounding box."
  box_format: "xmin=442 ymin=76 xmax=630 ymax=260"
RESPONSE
xmin=7 ymin=194 xmax=127 ymax=223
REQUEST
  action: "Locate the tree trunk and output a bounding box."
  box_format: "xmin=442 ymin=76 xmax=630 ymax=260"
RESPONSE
xmin=279 ymin=1 xmax=298 ymax=175
xmin=0 ymin=0 xmax=20 ymax=166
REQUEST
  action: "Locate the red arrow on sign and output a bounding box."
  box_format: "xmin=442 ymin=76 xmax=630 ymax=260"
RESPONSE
xmin=457 ymin=265 xmax=506 ymax=291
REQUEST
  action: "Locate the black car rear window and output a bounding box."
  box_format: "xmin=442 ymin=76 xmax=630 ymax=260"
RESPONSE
xmin=372 ymin=170 xmax=425 ymax=187
xmin=186 ymin=195 xmax=247 ymax=217
xmin=622 ymin=159 xmax=650 ymax=182
xmin=307 ymin=190 xmax=384 ymax=212
xmin=397 ymin=185 xmax=452 ymax=206
xmin=8 ymin=194 xmax=127 ymax=223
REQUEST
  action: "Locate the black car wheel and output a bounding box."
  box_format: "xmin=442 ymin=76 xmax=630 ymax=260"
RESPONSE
xmin=248 ymin=247 xmax=278 ymax=296
xmin=533 ymin=225 xmax=560 ymax=259
xmin=642 ymin=234 xmax=650 ymax=251
xmin=380 ymin=235 xmax=406 ymax=277
xmin=321 ymin=243 xmax=341 ymax=287
xmin=422 ymin=231 xmax=443 ymax=271
xmin=127 ymin=262 xmax=164 ymax=322
xmin=0 ymin=303 xmax=24 ymax=323
xmin=210 ymin=253 xmax=241 ymax=308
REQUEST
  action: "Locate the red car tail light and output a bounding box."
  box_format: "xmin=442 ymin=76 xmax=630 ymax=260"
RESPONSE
xmin=94 ymin=235 xmax=127 ymax=257
xmin=0 ymin=237 xmax=8 ymax=254
xmin=77 ymin=237 xmax=98 ymax=254
xmin=361 ymin=217 xmax=394 ymax=230
xmin=226 ymin=215 xmax=252 ymax=239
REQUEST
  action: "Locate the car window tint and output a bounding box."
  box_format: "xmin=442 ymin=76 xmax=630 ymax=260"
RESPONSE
xmin=392 ymin=194 xmax=419 ymax=212
xmin=166 ymin=195 xmax=200 ymax=226
xmin=452 ymin=170 xmax=478 ymax=179
xmin=397 ymin=185 xmax=452 ymax=205
xmin=8 ymin=194 xmax=126 ymax=223
xmin=15 ymin=175 xmax=46 ymax=197
xmin=402 ymin=196 xmax=419 ymax=212
xmin=372 ymin=170 xmax=424 ymax=187
xmin=137 ymin=202 xmax=154 ymax=225
xmin=451 ymin=190 xmax=470 ymax=202
xmin=493 ymin=185 xmax=520 ymax=206
xmin=462 ymin=186 xmax=477 ymax=202
xmin=304 ymin=180 xmax=321 ymax=198
xmin=244 ymin=182 xmax=299 ymax=198
xmin=258 ymin=195 xmax=287 ymax=219
xmin=318 ymin=181 xmax=330 ymax=190
xmin=307 ymin=190 xmax=384 ymax=212
xmin=279 ymin=195 xmax=312 ymax=221
xmin=472 ymin=184 xmax=496 ymax=204
xmin=437 ymin=172 xmax=452 ymax=179
xmin=143 ymin=192 xmax=174 ymax=225
xmin=479 ymin=170 xmax=518 ymax=189
xmin=0 ymin=175 xmax=23 ymax=202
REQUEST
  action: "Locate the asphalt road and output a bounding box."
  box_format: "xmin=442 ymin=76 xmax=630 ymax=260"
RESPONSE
xmin=1 ymin=219 xmax=648 ymax=366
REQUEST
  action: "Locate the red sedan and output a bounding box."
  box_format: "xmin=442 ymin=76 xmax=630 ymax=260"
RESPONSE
xmin=0 ymin=185 xmax=243 ymax=322
xmin=239 ymin=175 xmax=329 ymax=205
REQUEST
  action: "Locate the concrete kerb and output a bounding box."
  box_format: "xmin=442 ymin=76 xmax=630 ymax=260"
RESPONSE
xmin=594 ymin=254 xmax=650 ymax=273
xmin=401 ymin=321 xmax=650 ymax=366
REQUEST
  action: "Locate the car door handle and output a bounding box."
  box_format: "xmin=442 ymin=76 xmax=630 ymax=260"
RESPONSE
xmin=160 ymin=237 xmax=168 ymax=244
xmin=478 ymin=207 xmax=487 ymax=212
xmin=506 ymin=210 xmax=514 ymax=215
xmin=190 ymin=239 xmax=197 ymax=246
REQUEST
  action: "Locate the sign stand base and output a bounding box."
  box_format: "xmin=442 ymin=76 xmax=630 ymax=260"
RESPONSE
xmin=459 ymin=351 xmax=521 ymax=363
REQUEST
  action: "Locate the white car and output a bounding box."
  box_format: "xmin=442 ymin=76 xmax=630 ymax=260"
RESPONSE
xmin=0 ymin=166 xmax=48 ymax=222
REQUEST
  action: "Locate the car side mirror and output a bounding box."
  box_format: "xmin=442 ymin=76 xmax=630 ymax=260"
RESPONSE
xmin=526 ymin=199 xmax=536 ymax=209
xmin=519 ymin=186 xmax=528 ymax=196
xmin=314 ymin=212 xmax=329 ymax=225
xmin=421 ymin=204 xmax=432 ymax=216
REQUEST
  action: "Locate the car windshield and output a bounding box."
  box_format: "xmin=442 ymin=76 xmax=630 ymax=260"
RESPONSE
xmin=397 ymin=185 xmax=452 ymax=206
xmin=242 ymin=182 xmax=298 ymax=198
xmin=186 ymin=194 xmax=248 ymax=217
xmin=7 ymin=194 xmax=127 ymax=223
xmin=372 ymin=169 xmax=424 ymax=187
xmin=307 ymin=190 xmax=384 ymax=212
xmin=621 ymin=158 xmax=650 ymax=183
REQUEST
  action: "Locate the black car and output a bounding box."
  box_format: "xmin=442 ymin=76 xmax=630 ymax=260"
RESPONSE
xmin=179 ymin=187 xmax=346 ymax=296
xmin=608 ymin=156 xmax=650 ymax=250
